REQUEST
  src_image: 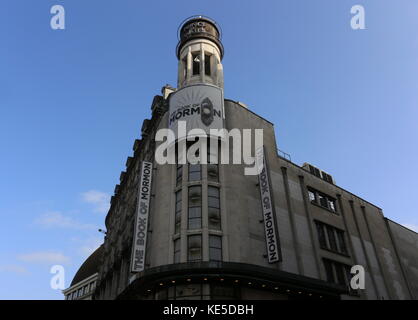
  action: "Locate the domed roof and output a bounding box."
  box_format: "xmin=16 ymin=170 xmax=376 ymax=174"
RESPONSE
xmin=71 ymin=245 xmax=103 ymax=286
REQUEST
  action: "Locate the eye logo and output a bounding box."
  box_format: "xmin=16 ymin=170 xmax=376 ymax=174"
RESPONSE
xmin=200 ymin=97 xmax=214 ymax=126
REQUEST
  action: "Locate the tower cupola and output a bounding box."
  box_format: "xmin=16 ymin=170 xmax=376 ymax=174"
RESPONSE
xmin=176 ymin=16 xmax=224 ymax=89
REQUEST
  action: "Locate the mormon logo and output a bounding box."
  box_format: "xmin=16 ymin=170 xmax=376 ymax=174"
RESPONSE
xmin=169 ymin=97 xmax=221 ymax=127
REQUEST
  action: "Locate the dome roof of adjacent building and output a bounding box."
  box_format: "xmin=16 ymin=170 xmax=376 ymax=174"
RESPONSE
xmin=70 ymin=245 xmax=103 ymax=287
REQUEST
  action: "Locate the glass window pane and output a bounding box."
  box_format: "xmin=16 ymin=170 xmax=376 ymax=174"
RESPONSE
xmin=188 ymin=207 xmax=201 ymax=218
xmin=209 ymin=235 xmax=222 ymax=248
xmin=324 ymin=259 xmax=335 ymax=283
xmin=208 ymin=208 xmax=221 ymax=230
xmin=188 ymin=218 xmax=201 ymax=229
xmin=189 ymin=171 xmax=200 ymax=181
xmin=208 ymin=197 xmax=220 ymax=208
xmin=205 ymin=54 xmax=211 ymax=76
xmin=208 ymin=186 xmax=219 ymax=198
xmin=327 ymin=227 xmax=338 ymax=251
xmin=188 ymin=235 xmax=202 ymax=262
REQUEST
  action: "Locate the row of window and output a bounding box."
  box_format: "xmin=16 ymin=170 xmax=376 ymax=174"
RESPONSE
xmin=177 ymin=163 xmax=219 ymax=186
xmin=315 ymin=221 xmax=348 ymax=256
xmin=175 ymin=186 xmax=221 ymax=233
xmin=183 ymin=53 xmax=212 ymax=79
xmin=174 ymin=235 xmax=222 ymax=263
xmin=308 ymin=187 xmax=337 ymax=213
xmin=65 ymin=281 xmax=96 ymax=300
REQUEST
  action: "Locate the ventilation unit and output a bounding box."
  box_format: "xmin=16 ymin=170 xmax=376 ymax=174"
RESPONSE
xmin=302 ymin=163 xmax=335 ymax=184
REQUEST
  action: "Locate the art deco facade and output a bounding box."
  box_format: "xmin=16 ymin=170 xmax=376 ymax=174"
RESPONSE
xmin=65 ymin=16 xmax=418 ymax=300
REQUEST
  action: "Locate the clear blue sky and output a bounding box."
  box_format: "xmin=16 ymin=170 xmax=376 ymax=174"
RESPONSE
xmin=0 ymin=0 xmax=417 ymax=299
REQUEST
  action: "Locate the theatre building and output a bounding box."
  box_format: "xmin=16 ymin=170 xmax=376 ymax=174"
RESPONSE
xmin=65 ymin=16 xmax=418 ymax=300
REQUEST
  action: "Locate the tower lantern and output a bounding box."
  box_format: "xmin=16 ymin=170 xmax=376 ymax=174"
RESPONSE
xmin=176 ymin=16 xmax=224 ymax=89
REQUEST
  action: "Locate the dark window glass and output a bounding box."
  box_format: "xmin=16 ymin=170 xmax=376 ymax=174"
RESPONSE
xmin=192 ymin=53 xmax=200 ymax=75
xmin=208 ymin=187 xmax=221 ymax=230
xmin=316 ymin=222 xmax=327 ymax=248
xmin=336 ymin=230 xmax=348 ymax=254
xmin=323 ymin=259 xmax=335 ymax=283
xmin=188 ymin=186 xmax=202 ymax=229
xmin=319 ymin=194 xmax=328 ymax=208
xmin=176 ymin=164 xmax=183 ymax=186
xmin=205 ymin=54 xmax=211 ymax=75
xmin=174 ymin=238 xmax=181 ymax=263
xmin=188 ymin=235 xmax=202 ymax=262
xmin=209 ymin=235 xmax=222 ymax=261
xmin=189 ymin=164 xmax=201 ymax=181
xmin=335 ymin=263 xmax=347 ymax=286
xmin=175 ymin=191 xmax=182 ymax=234
xmin=327 ymin=226 xmax=338 ymax=252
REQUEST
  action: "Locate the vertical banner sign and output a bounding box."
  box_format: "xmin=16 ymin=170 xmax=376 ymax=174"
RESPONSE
xmin=131 ymin=161 xmax=153 ymax=273
xmin=256 ymin=147 xmax=281 ymax=263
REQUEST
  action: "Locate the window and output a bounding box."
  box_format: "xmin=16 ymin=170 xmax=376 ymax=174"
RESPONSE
xmin=326 ymin=226 xmax=338 ymax=252
xmin=188 ymin=235 xmax=202 ymax=262
xmin=208 ymin=186 xmax=221 ymax=230
xmin=174 ymin=238 xmax=181 ymax=263
xmin=192 ymin=53 xmax=200 ymax=75
xmin=207 ymin=143 xmax=219 ymax=182
xmin=189 ymin=164 xmax=201 ymax=181
xmin=83 ymin=285 xmax=89 ymax=295
xmin=188 ymin=186 xmax=202 ymax=229
xmin=316 ymin=222 xmax=327 ymax=248
xmin=308 ymin=187 xmax=337 ymax=213
xmin=315 ymin=221 xmax=348 ymax=256
xmin=183 ymin=57 xmax=187 ymax=79
xmin=176 ymin=164 xmax=183 ymax=186
xmin=77 ymin=288 xmax=83 ymax=298
xmin=308 ymin=190 xmax=316 ymax=202
xmin=336 ymin=230 xmax=348 ymax=255
xmin=89 ymin=282 xmax=95 ymax=293
xmin=204 ymin=54 xmax=211 ymax=75
xmin=175 ymin=191 xmax=182 ymax=234
xmin=65 ymin=294 xmax=70 ymax=300
xmin=323 ymin=259 xmax=352 ymax=287
xmin=209 ymin=235 xmax=222 ymax=261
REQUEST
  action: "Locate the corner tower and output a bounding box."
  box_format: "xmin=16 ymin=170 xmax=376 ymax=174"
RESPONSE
xmin=176 ymin=16 xmax=224 ymax=89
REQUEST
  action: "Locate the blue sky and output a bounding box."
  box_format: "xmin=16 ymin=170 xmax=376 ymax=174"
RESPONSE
xmin=1 ymin=0 xmax=417 ymax=299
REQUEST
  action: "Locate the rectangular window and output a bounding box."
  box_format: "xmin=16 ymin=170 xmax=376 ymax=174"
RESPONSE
xmin=308 ymin=187 xmax=337 ymax=213
xmin=188 ymin=235 xmax=202 ymax=262
xmin=189 ymin=164 xmax=201 ymax=181
xmin=336 ymin=230 xmax=348 ymax=254
xmin=183 ymin=57 xmax=187 ymax=79
xmin=205 ymin=54 xmax=211 ymax=75
xmin=175 ymin=190 xmax=182 ymax=234
xmin=209 ymin=235 xmax=222 ymax=261
xmin=174 ymin=238 xmax=181 ymax=263
xmin=176 ymin=164 xmax=183 ymax=186
xmin=323 ymin=259 xmax=335 ymax=283
xmin=77 ymin=288 xmax=83 ymax=298
xmin=315 ymin=220 xmax=349 ymax=256
xmin=315 ymin=222 xmax=327 ymax=248
xmin=308 ymin=190 xmax=316 ymax=203
xmin=192 ymin=53 xmax=200 ymax=75
xmin=188 ymin=186 xmax=202 ymax=229
xmin=208 ymin=186 xmax=221 ymax=230
xmin=326 ymin=226 xmax=338 ymax=252
xmin=323 ymin=259 xmax=351 ymax=287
